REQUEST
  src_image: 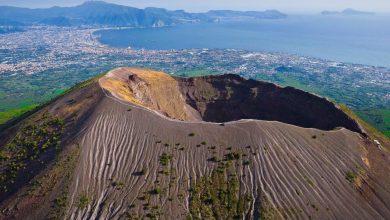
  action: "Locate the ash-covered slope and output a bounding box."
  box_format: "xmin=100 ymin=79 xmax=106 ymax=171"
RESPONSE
xmin=0 ymin=67 xmax=389 ymax=220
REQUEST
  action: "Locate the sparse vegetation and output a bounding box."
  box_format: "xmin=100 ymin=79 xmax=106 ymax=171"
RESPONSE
xmin=208 ymin=156 xmax=219 ymax=163
xmin=49 ymin=193 xmax=67 ymax=216
xmin=0 ymin=115 xmax=64 ymax=192
xmin=259 ymin=192 xmax=278 ymax=220
xmin=112 ymin=180 xmax=125 ymax=189
xmin=149 ymin=188 xmax=161 ymax=195
xmin=188 ymin=162 xmax=251 ymax=219
xmin=345 ymin=171 xmax=358 ymax=183
xmin=159 ymin=153 xmax=172 ymax=166
xmin=78 ymin=193 xmax=90 ymax=209
xmin=224 ymin=152 xmax=240 ymax=161
xmin=42 ymin=144 xmax=80 ymax=219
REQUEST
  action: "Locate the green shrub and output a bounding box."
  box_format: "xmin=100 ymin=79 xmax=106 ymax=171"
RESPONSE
xmin=345 ymin=171 xmax=357 ymax=183
xmin=149 ymin=188 xmax=161 ymax=195
xmin=78 ymin=194 xmax=90 ymax=209
xmin=224 ymin=152 xmax=240 ymax=161
xmin=159 ymin=153 xmax=172 ymax=166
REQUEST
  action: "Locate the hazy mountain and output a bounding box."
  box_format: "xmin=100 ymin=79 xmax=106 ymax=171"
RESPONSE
xmin=206 ymin=9 xmax=287 ymax=19
xmin=322 ymin=8 xmax=375 ymax=15
xmin=0 ymin=1 xmax=286 ymax=27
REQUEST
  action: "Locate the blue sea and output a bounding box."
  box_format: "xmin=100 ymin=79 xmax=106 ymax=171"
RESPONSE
xmin=95 ymin=15 xmax=390 ymax=67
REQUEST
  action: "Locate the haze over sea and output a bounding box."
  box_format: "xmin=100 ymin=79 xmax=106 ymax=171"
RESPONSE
xmin=95 ymin=15 xmax=390 ymax=67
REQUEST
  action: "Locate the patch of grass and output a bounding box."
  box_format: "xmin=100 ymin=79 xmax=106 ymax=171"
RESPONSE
xmin=0 ymin=104 xmax=39 ymax=125
xmin=159 ymin=153 xmax=172 ymax=166
xmin=51 ymin=194 xmax=68 ymax=218
xmin=224 ymin=152 xmax=240 ymax=161
xmin=188 ymin=162 xmax=251 ymax=219
xmin=339 ymin=104 xmax=390 ymax=151
xmin=258 ymin=192 xmax=279 ymax=220
xmin=149 ymin=188 xmax=161 ymax=195
xmin=78 ymin=193 xmax=90 ymax=209
xmin=345 ymin=171 xmax=357 ymax=183
xmin=357 ymin=108 xmax=390 ymax=138
xmin=111 ymin=180 xmax=125 ymax=189
xmin=208 ymin=156 xmax=219 ymax=163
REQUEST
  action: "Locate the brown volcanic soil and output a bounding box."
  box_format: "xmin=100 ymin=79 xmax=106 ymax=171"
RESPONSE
xmin=0 ymin=67 xmax=389 ymax=220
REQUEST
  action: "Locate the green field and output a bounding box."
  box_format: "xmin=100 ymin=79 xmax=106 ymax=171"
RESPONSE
xmin=357 ymin=109 xmax=390 ymax=137
xmin=0 ymin=104 xmax=39 ymax=125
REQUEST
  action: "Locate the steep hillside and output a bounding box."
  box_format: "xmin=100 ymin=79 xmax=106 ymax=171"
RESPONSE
xmin=0 ymin=67 xmax=389 ymax=220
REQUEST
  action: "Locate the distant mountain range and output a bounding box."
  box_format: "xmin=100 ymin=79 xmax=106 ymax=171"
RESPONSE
xmin=322 ymin=8 xmax=375 ymax=16
xmin=0 ymin=1 xmax=287 ymax=27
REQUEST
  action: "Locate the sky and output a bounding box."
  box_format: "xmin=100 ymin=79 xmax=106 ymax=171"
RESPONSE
xmin=0 ymin=0 xmax=389 ymax=13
